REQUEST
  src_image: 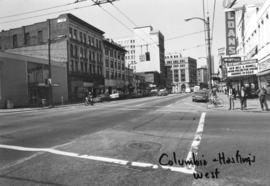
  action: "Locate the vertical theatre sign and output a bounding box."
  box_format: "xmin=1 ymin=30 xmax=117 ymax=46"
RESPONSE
xmin=225 ymin=11 xmax=237 ymax=55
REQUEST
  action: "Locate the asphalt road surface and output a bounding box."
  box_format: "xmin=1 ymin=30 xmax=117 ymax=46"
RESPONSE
xmin=0 ymin=94 xmax=269 ymax=186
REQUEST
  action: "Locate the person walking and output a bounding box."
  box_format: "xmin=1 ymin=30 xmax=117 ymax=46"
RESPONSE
xmin=256 ymin=85 xmax=269 ymax=111
xmin=239 ymin=86 xmax=247 ymax=110
xmin=228 ymin=86 xmax=235 ymax=110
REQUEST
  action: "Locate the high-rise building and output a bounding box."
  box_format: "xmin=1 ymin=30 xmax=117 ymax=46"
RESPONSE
xmin=165 ymin=53 xmax=197 ymax=93
xmin=115 ymin=26 xmax=165 ymax=87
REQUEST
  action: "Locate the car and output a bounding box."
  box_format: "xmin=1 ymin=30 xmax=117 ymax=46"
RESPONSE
xmin=185 ymin=88 xmax=191 ymax=93
xmin=158 ymin=89 xmax=168 ymax=96
xmin=192 ymin=91 xmax=209 ymax=102
xmin=109 ymin=92 xmax=120 ymax=99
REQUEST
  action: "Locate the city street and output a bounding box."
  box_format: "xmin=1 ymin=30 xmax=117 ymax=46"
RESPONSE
xmin=0 ymin=94 xmax=269 ymax=186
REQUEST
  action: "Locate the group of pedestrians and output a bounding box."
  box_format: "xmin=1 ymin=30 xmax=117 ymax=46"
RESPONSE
xmin=226 ymin=85 xmax=268 ymax=111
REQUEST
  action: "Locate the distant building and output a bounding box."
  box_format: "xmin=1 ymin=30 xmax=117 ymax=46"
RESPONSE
xmin=115 ymin=26 xmax=165 ymax=87
xmin=197 ymin=67 xmax=208 ymax=88
xmin=165 ymin=53 xmax=197 ymax=93
xmin=0 ymin=51 xmax=68 ymax=108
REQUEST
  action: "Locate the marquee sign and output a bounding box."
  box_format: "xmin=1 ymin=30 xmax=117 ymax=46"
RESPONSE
xmin=226 ymin=59 xmax=258 ymax=77
xmin=225 ymin=11 xmax=237 ymax=55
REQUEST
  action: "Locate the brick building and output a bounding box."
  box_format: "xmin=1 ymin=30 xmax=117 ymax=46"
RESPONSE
xmin=103 ymin=39 xmax=127 ymax=94
xmin=0 ymin=13 xmax=105 ymax=102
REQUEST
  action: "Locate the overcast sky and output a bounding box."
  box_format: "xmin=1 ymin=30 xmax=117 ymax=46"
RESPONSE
xmin=0 ymin=0 xmax=226 ymax=71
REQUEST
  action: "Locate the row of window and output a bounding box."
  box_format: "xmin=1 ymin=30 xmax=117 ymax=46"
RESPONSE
xmin=105 ymin=59 xmax=125 ymax=70
xmin=105 ymin=70 xmax=127 ymax=80
xmin=104 ymin=47 xmax=125 ymax=60
xmin=70 ymin=44 xmax=102 ymax=63
xmin=69 ymin=60 xmax=102 ymax=75
xmin=11 ymin=31 xmax=43 ymax=48
xmin=69 ymin=27 xmax=102 ymax=49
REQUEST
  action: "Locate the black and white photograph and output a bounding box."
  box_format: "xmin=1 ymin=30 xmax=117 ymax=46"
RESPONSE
xmin=0 ymin=0 xmax=269 ymax=185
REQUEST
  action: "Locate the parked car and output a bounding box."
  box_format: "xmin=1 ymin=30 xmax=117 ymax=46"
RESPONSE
xmin=185 ymin=88 xmax=191 ymax=93
xmin=150 ymin=89 xmax=158 ymax=96
xmin=109 ymin=92 xmax=120 ymax=99
xmin=158 ymin=89 xmax=168 ymax=96
xmin=192 ymin=91 xmax=209 ymax=102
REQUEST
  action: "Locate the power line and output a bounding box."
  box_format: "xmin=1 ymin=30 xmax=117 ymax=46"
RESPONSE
xmin=110 ymin=3 xmax=159 ymax=47
xmin=165 ymin=30 xmax=205 ymax=41
xmin=0 ymin=4 xmax=96 ymax=24
xmin=0 ymin=1 xmax=79 ymax=19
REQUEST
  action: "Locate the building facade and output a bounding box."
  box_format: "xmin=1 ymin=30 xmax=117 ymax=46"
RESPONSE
xmin=103 ymin=39 xmax=127 ymax=94
xmin=0 ymin=51 xmax=68 ymax=108
xmin=165 ymin=53 xmax=197 ymax=93
xmin=0 ymin=13 xmax=105 ymax=102
xmin=115 ymin=26 xmax=165 ymax=87
xmin=224 ymin=0 xmax=270 ymax=93
xmin=197 ymin=67 xmax=208 ymax=87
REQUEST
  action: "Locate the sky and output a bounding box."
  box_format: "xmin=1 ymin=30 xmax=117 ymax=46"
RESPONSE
xmin=0 ymin=0 xmax=227 ymax=71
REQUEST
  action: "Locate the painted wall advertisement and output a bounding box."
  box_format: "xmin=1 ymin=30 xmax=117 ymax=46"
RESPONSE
xmin=226 ymin=60 xmax=258 ymax=77
xmin=225 ymin=11 xmax=237 ymax=55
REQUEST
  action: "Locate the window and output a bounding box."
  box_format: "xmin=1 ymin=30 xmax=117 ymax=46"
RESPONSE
xmin=69 ymin=27 xmax=73 ymax=38
xmin=96 ymin=39 xmax=98 ymax=48
xmin=106 ymin=59 xmax=109 ymax=67
xmin=106 ymin=70 xmax=110 ymax=79
xmin=24 ymin=32 xmax=30 ymax=45
xmin=70 ymin=60 xmax=74 ymax=72
xmin=80 ymin=47 xmax=83 ymax=58
xmin=83 ymin=33 xmax=86 ymax=43
xmin=105 ymin=48 xmax=109 ymax=55
xmin=37 ymin=31 xmax=43 ymax=43
xmin=79 ymin=32 xmax=83 ymax=42
xmin=0 ymin=36 xmax=2 ymax=49
xmin=181 ymin=69 xmax=185 ymax=81
xmin=174 ymin=70 xmax=179 ymax=82
xmin=74 ymin=29 xmax=77 ymax=40
xmin=70 ymin=44 xmax=73 ymax=57
xmin=13 ymin=34 xmax=18 ymax=48
xmin=110 ymin=61 xmax=114 ymax=68
xmin=74 ymin=45 xmax=78 ymax=58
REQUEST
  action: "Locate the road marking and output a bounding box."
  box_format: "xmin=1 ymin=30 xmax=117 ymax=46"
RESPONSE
xmin=0 ymin=144 xmax=195 ymax=174
xmin=185 ymin=112 xmax=206 ymax=171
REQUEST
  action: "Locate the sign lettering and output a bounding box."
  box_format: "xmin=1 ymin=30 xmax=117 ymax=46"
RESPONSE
xmin=225 ymin=11 xmax=237 ymax=55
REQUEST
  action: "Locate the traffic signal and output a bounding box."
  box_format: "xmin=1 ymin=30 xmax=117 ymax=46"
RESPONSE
xmin=145 ymin=52 xmax=150 ymax=61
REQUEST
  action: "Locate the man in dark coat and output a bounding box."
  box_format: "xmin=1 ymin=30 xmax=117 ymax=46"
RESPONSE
xmin=239 ymin=86 xmax=247 ymax=110
xmin=256 ymin=85 xmax=268 ymax=111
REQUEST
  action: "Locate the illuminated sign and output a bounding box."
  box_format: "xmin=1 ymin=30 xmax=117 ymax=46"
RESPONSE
xmin=226 ymin=60 xmax=258 ymax=77
xmin=225 ymin=11 xmax=237 ymax=55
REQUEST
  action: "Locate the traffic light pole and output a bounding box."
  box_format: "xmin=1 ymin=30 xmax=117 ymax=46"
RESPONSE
xmin=206 ymin=16 xmax=212 ymax=90
xmin=48 ymin=19 xmax=53 ymax=107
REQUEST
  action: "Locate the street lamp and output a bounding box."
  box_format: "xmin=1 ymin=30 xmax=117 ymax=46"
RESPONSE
xmin=185 ymin=16 xmax=212 ymax=90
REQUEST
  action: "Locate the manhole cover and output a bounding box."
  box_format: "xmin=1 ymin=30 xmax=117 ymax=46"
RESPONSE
xmin=128 ymin=141 xmax=161 ymax=151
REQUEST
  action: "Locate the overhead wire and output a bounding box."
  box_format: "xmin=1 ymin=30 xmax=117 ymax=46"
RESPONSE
xmin=0 ymin=1 xmax=79 ymax=19
xmin=0 ymin=3 xmax=96 ymax=24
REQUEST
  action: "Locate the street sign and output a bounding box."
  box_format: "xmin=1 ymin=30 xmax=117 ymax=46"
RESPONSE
xmin=226 ymin=59 xmax=258 ymax=77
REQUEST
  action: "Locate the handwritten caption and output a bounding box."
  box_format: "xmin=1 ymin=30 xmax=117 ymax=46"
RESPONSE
xmin=158 ymin=150 xmax=256 ymax=179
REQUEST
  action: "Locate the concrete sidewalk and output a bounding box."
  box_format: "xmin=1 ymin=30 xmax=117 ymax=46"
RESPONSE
xmin=208 ymin=92 xmax=269 ymax=113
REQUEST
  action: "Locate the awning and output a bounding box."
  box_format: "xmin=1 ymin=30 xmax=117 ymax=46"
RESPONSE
xmin=257 ymin=70 xmax=270 ymax=76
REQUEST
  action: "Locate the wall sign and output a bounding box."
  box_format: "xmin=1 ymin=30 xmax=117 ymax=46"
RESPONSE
xmin=225 ymin=11 xmax=237 ymax=55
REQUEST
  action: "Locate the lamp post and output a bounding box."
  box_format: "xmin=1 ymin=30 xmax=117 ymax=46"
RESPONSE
xmin=185 ymin=16 xmax=212 ymax=90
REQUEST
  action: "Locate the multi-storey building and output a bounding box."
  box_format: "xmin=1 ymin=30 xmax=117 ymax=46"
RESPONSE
xmin=165 ymin=53 xmax=197 ymax=93
xmin=115 ymin=26 xmax=165 ymax=87
xmin=197 ymin=66 xmax=208 ymax=87
xmin=0 ymin=13 xmax=105 ymax=102
xmin=103 ymin=39 xmax=127 ymax=94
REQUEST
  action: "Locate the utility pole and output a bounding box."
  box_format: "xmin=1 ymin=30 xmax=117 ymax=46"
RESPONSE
xmin=48 ymin=19 xmax=53 ymax=107
xmin=206 ymin=16 xmax=212 ymax=90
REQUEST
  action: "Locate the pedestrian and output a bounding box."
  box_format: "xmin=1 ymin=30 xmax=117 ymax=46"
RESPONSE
xmin=239 ymin=86 xmax=247 ymax=110
xmin=228 ymin=86 xmax=235 ymax=110
xmin=256 ymin=85 xmax=269 ymax=111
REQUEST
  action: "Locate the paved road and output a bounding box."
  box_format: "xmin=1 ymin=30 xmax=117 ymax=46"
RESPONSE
xmin=0 ymin=94 xmax=269 ymax=186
